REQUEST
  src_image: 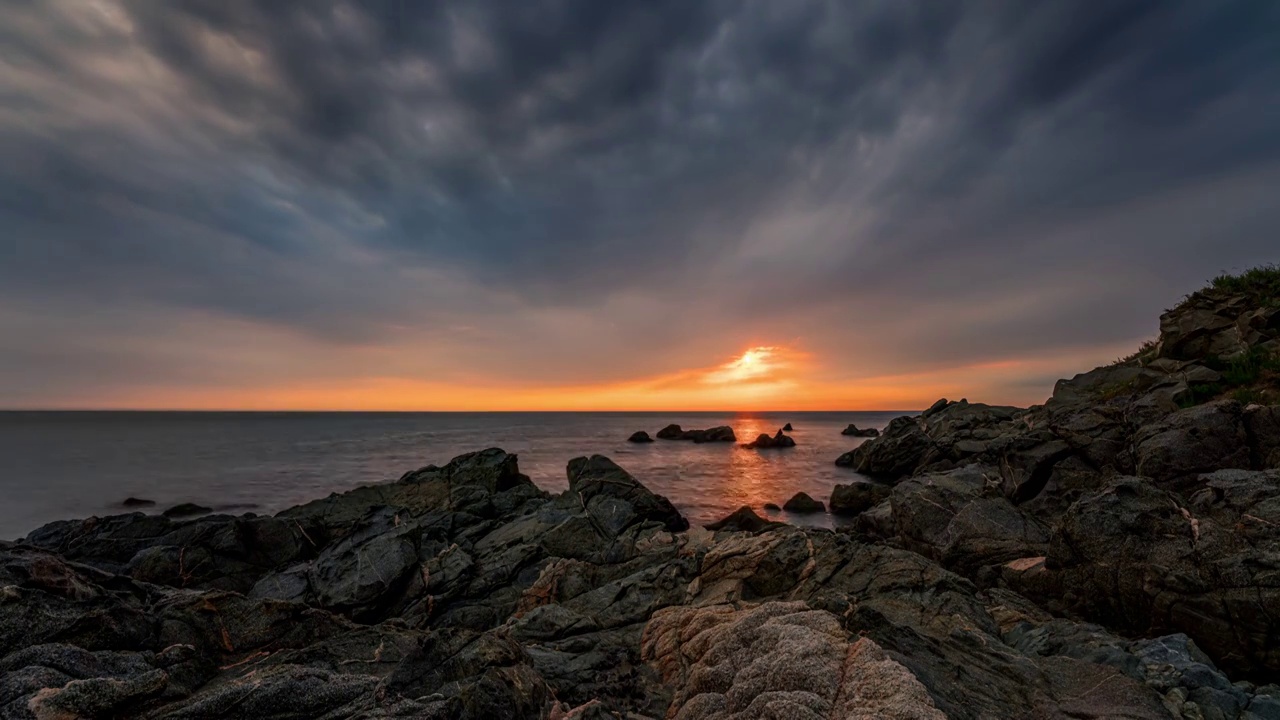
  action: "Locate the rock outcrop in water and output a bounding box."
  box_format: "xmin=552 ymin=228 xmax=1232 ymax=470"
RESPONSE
xmin=5 ymin=272 xmax=1280 ymax=719
xmin=742 ymin=429 xmax=795 ymax=449
xmin=841 ymin=424 xmax=880 ymax=437
xmin=654 ymin=425 xmax=736 ymax=443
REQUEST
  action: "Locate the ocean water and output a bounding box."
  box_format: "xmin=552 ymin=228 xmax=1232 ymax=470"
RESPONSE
xmin=0 ymin=411 xmax=908 ymax=540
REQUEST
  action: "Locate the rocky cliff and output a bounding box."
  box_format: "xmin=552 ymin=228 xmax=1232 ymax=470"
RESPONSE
xmin=4 ymin=273 xmax=1280 ymax=719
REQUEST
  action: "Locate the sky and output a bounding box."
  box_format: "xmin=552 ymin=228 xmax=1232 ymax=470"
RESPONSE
xmin=1 ymin=0 xmax=1278 ymax=411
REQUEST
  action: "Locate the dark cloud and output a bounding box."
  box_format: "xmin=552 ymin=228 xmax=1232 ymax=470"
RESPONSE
xmin=1 ymin=0 xmax=1278 ymax=405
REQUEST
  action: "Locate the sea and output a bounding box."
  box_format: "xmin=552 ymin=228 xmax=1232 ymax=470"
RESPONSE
xmin=0 ymin=410 xmax=908 ymax=541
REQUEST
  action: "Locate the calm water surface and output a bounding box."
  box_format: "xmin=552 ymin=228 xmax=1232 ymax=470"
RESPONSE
xmin=0 ymin=411 xmax=908 ymax=540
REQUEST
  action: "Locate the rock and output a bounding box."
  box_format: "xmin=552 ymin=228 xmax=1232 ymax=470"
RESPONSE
xmin=1008 ymin=475 xmax=1280 ymax=678
xmin=566 ymin=455 xmax=689 ymax=532
xmin=162 ymin=502 xmax=213 ymax=518
xmin=626 ymin=430 xmax=654 ymax=443
xmin=704 ymin=506 xmax=785 ymax=533
xmin=841 ymin=424 xmax=880 ymax=437
xmin=782 ymin=422 xmax=793 ymax=431
xmin=890 ymin=466 xmax=1052 ymax=577
xmin=656 ymin=424 xmax=736 ymax=443
xmin=781 ymin=492 xmax=824 ymax=513
xmin=1134 ymin=399 xmax=1251 ymax=490
xmin=641 ymin=602 xmax=947 ymax=720
xmin=120 ymin=497 xmax=155 ymax=507
xmin=656 ymin=424 xmax=684 ymax=440
xmin=763 ymin=503 xmax=781 ymax=511
xmin=836 ymin=415 xmax=932 ymax=478
xmin=687 ymin=426 xmax=736 ymax=443
xmin=829 ymin=481 xmax=891 ymax=516
xmin=742 ymin=429 xmax=795 ymax=449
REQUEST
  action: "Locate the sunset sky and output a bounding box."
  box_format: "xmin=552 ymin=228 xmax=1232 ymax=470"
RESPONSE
xmin=2 ymin=1 xmax=1278 ymax=411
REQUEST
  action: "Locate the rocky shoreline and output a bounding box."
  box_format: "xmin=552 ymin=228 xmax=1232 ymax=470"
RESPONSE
xmin=4 ymin=276 xmax=1280 ymax=719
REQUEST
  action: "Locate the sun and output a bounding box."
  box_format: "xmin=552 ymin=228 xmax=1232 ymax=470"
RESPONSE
xmin=706 ymin=346 xmax=780 ymax=383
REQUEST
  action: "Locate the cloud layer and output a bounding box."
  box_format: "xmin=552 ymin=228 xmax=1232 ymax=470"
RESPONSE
xmin=2 ymin=0 xmax=1278 ymax=408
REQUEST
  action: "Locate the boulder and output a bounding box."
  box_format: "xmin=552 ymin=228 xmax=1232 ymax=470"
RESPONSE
xmin=1134 ymin=399 xmax=1251 ymax=490
xmin=704 ymin=506 xmax=785 ymax=533
xmin=841 ymin=424 xmax=880 ymax=437
xmin=626 ymin=431 xmax=654 ymax=443
xmin=781 ymin=492 xmax=824 ymax=513
xmin=829 ymin=481 xmax=892 ymax=517
xmin=565 ymin=455 xmax=689 ymax=532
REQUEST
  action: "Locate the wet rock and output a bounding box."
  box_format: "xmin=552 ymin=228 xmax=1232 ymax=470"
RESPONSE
xmin=829 ymin=481 xmax=891 ymax=516
xmin=162 ymin=503 xmax=212 ymax=518
xmin=704 ymin=506 xmax=785 ymax=533
xmin=763 ymin=503 xmax=781 ymax=512
xmin=626 ymin=430 xmax=654 ymax=443
xmin=120 ymin=497 xmax=155 ymax=508
xmin=841 ymin=424 xmax=880 ymax=437
xmin=781 ymin=492 xmax=824 ymax=513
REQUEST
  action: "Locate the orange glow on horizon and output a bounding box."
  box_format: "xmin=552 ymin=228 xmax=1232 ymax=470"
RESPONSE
xmin=23 ymin=339 xmax=1145 ymax=412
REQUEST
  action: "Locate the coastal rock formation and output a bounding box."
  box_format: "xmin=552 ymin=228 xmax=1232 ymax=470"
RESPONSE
xmin=655 ymin=425 xmax=737 ymax=443
xmin=781 ymin=492 xmax=824 ymax=513
xmin=626 ymin=430 xmax=654 ymax=443
xmin=742 ymin=429 xmax=795 ymax=449
xmin=782 ymin=422 xmax=793 ymax=431
xmin=162 ymin=503 xmax=212 ymax=518
xmin=841 ymin=424 xmax=879 ymax=437
xmin=829 ymin=481 xmax=891 ymax=517
xmin=6 ymin=274 xmax=1280 ymax=718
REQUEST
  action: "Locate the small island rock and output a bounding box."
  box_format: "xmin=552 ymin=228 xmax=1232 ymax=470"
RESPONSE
xmin=745 ymin=429 xmax=796 ymax=449
xmin=627 ymin=431 xmax=654 ymax=443
xmin=782 ymin=492 xmax=825 ymax=513
xmin=841 ymin=424 xmax=880 ymax=437
xmin=120 ymin=497 xmax=156 ymax=508
xmin=783 ymin=422 xmax=793 ymax=431
xmin=163 ymin=503 xmax=213 ymax=518
xmin=656 ymin=424 xmax=684 ymax=439
xmin=763 ymin=502 xmax=781 ymax=511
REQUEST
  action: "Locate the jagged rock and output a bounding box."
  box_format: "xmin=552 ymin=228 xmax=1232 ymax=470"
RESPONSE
xmin=162 ymin=503 xmax=212 ymax=518
xmin=781 ymin=492 xmax=824 ymax=513
xmin=1007 ymin=475 xmax=1280 ymax=678
xmin=829 ymin=481 xmax=891 ymax=516
xmin=841 ymin=424 xmax=880 ymax=437
xmin=742 ymin=429 xmax=794 ymax=449
xmin=626 ymin=431 xmax=654 ymax=443
xmin=566 ymin=455 xmax=689 ymax=532
xmin=704 ymin=506 xmax=785 ymax=533
xmin=1243 ymin=403 xmax=1280 ymax=468
xmin=782 ymin=422 xmax=793 ymax=431
xmin=1134 ymin=399 xmax=1251 ymax=490
xmin=890 ymin=466 xmax=1051 ymax=578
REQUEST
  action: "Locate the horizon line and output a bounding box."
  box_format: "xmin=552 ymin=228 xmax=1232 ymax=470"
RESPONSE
xmin=0 ymin=407 xmax=922 ymax=414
